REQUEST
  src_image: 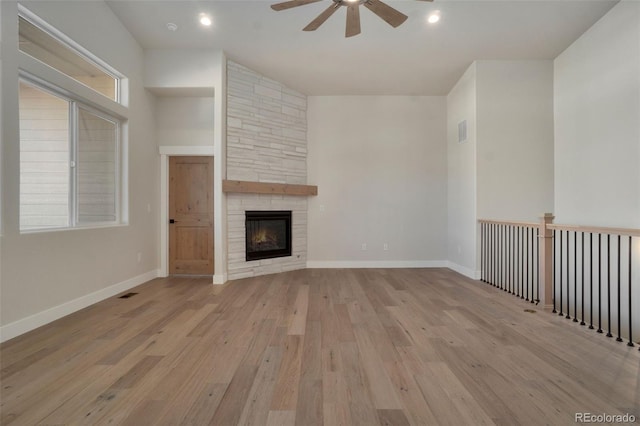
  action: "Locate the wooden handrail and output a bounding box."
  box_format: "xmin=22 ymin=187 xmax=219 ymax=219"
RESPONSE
xmin=547 ymin=224 xmax=640 ymax=237
xmin=477 ymin=219 xmax=540 ymax=228
xmin=478 ymin=219 xmax=640 ymax=237
xmin=478 ymin=213 xmax=639 ymax=312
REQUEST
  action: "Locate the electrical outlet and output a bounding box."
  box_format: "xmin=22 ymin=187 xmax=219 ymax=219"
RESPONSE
xmin=319 ymin=204 xmax=325 ymax=212
xmin=361 ymin=243 xmax=367 ymax=251
xmin=383 ymin=243 xmax=389 ymax=251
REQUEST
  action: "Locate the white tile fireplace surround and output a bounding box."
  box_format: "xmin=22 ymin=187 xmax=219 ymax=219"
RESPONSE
xmin=227 ymin=195 xmax=307 ymax=280
xmin=226 ymin=61 xmax=309 ymax=280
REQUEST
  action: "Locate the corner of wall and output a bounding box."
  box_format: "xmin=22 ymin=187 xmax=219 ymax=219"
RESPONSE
xmin=446 ymin=62 xmax=478 ymax=274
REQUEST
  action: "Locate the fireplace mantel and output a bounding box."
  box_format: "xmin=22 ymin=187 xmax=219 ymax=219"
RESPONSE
xmin=222 ymin=180 xmax=318 ymax=196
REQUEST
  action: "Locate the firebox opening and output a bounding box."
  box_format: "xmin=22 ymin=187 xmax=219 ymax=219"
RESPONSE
xmin=245 ymin=210 xmax=292 ymax=261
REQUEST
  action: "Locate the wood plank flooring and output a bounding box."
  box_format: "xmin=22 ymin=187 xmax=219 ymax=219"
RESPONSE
xmin=1 ymin=268 xmax=638 ymax=425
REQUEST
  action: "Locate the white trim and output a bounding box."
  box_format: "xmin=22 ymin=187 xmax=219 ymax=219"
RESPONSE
xmin=18 ymin=56 xmax=128 ymax=119
xmin=306 ymin=260 xmax=481 ymax=280
xmin=160 ymin=154 xmax=169 ymax=277
xmin=18 ymin=76 xmax=125 ymax=233
xmin=213 ymin=273 xmax=227 ymax=285
xmin=446 ymin=261 xmax=482 ymax=280
xmin=159 ymin=146 xmax=215 ymax=156
xmin=306 ymin=260 xmax=448 ymax=269
xmin=0 ymin=269 xmax=159 ymax=343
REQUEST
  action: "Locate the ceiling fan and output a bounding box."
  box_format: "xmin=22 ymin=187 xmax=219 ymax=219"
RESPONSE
xmin=271 ymin=0 xmax=433 ymax=38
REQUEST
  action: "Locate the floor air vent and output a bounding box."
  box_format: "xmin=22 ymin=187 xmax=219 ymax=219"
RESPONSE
xmin=118 ymin=292 xmax=138 ymax=299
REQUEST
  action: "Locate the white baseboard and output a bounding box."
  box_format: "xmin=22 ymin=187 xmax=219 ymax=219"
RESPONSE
xmin=306 ymin=260 xmax=448 ymax=269
xmin=446 ymin=262 xmax=481 ymax=280
xmin=0 ymin=269 xmax=159 ymax=343
xmin=305 ymin=260 xmax=480 ymax=280
xmin=213 ymin=273 xmax=227 ymax=285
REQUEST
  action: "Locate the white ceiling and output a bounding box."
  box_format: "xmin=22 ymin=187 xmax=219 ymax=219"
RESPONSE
xmin=105 ymin=0 xmax=618 ymax=95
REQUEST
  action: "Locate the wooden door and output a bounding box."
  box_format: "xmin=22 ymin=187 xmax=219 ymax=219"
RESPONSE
xmin=169 ymin=156 xmax=214 ymax=275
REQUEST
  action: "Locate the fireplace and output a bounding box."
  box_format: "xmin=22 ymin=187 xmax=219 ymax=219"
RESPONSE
xmin=245 ymin=210 xmax=292 ymax=261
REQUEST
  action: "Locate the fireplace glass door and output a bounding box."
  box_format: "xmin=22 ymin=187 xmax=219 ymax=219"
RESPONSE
xmin=245 ymin=211 xmax=292 ymax=261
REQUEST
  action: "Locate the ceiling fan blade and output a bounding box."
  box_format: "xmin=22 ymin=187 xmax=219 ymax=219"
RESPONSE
xmin=303 ymin=3 xmax=340 ymax=31
xmin=271 ymin=0 xmax=323 ymax=12
xmin=363 ymin=0 xmax=408 ymax=28
xmin=345 ymin=3 xmax=361 ymax=37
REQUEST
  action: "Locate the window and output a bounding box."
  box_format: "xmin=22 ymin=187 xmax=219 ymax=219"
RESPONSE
xmin=19 ymin=82 xmax=70 ymax=229
xmin=18 ymin=16 xmax=119 ymax=102
xmin=77 ymin=108 xmax=119 ymax=224
xmin=17 ymin=7 xmax=126 ymax=233
xmin=19 ymin=80 xmax=121 ymax=231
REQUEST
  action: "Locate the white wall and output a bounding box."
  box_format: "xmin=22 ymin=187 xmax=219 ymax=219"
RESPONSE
xmin=447 ymin=60 xmax=555 ymax=278
xmin=144 ymin=49 xmax=220 ymax=94
xmin=0 ymin=0 xmax=3 ymax=301
xmin=156 ymin=97 xmax=214 ymax=147
xmin=476 ymin=60 xmax=554 ymax=222
xmin=144 ymin=49 xmax=227 ymax=283
xmin=1 ymin=0 xmax=159 ymax=340
xmin=553 ymin=0 xmax=639 ymax=342
xmin=554 ymin=1 xmax=640 ymax=228
xmin=447 ymin=64 xmax=477 ymax=276
xmin=307 ymin=96 xmax=447 ymax=267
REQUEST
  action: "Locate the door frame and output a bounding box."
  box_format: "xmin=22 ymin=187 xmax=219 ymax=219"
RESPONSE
xmin=159 ymin=146 xmax=217 ymax=280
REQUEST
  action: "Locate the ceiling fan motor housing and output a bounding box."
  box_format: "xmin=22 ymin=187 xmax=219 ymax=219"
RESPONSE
xmin=334 ymin=0 xmax=368 ymax=5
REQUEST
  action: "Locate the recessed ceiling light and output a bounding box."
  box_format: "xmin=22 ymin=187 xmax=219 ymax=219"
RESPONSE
xmin=427 ymin=11 xmax=441 ymax=24
xmin=166 ymin=22 xmax=178 ymax=31
xmin=199 ymin=13 xmax=212 ymax=26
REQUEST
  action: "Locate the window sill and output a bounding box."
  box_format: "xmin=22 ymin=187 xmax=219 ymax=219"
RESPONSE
xmin=20 ymin=223 xmax=129 ymax=235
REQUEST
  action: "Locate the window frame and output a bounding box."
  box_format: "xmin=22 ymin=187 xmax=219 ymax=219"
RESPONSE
xmin=18 ymin=6 xmax=123 ymax=104
xmin=73 ymin=104 xmax=121 ymax=228
xmin=17 ymin=6 xmax=128 ymax=234
xmin=19 ymin=76 xmax=123 ymax=233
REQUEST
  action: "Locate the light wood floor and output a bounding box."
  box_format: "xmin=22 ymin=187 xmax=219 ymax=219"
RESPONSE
xmin=1 ymin=268 xmax=638 ymax=425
